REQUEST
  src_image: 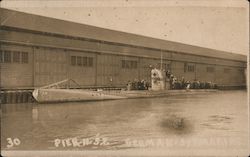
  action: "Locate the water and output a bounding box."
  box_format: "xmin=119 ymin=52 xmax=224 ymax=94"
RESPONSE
xmin=1 ymin=90 xmax=249 ymax=155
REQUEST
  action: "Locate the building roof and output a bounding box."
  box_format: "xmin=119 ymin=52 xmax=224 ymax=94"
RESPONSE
xmin=0 ymin=8 xmax=247 ymax=62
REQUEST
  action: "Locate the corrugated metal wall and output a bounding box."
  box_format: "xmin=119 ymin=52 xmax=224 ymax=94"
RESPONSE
xmin=0 ymin=42 xmax=247 ymax=89
xmin=0 ymin=44 xmax=33 ymax=88
xmin=34 ymin=47 xmax=68 ymax=87
xmin=68 ymin=50 xmax=96 ymax=87
xmin=97 ymin=54 xmax=121 ymax=86
xmin=0 ymin=26 xmax=247 ymax=90
xmin=196 ymin=64 xmax=215 ymax=82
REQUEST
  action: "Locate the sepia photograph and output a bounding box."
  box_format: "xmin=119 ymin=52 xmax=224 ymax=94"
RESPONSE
xmin=0 ymin=0 xmax=249 ymax=156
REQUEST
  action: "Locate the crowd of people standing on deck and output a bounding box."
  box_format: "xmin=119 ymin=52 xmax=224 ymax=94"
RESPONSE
xmin=126 ymin=70 xmax=218 ymax=91
xmin=166 ymin=70 xmax=218 ymax=90
xmin=127 ymin=79 xmax=150 ymax=90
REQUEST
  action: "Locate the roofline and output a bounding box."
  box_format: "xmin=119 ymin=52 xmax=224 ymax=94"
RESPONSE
xmin=0 ymin=8 xmax=247 ymax=62
xmin=1 ymin=26 xmax=247 ymax=64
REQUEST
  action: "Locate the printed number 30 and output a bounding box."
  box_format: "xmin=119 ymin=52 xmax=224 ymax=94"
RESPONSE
xmin=6 ymin=138 xmax=21 ymax=148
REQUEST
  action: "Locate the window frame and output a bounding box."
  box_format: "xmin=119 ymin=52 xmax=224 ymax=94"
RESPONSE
xmin=206 ymin=66 xmax=215 ymax=73
xmin=13 ymin=51 xmax=21 ymax=63
xmin=82 ymin=57 xmax=87 ymax=66
xmin=71 ymin=56 xmax=76 ymax=66
xmin=0 ymin=50 xmax=2 ymax=63
xmin=187 ymin=65 xmax=195 ymax=72
xmin=21 ymin=52 xmax=29 ymax=63
xmin=121 ymin=60 xmax=138 ymax=69
xmin=77 ymin=56 xmax=82 ymax=66
xmin=3 ymin=50 xmax=11 ymax=63
xmin=87 ymin=57 xmax=93 ymax=67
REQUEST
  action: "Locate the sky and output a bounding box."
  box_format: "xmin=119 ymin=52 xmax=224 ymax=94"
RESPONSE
xmin=1 ymin=0 xmax=249 ymax=55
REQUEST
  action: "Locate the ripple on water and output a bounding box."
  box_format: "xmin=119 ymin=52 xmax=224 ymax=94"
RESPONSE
xmin=200 ymin=115 xmax=233 ymax=130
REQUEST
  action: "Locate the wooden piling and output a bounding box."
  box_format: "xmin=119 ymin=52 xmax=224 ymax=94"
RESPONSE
xmin=12 ymin=91 xmax=17 ymax=104
xmin=28 ymin=92 xmax=34 ymax=103
xmin=23 ymin=92 xmax=28 ymax=103
xmin=17 ymin=91 xmax=22 ymax=103
xmin=0 ymin=91 xmax=5 ymax=104
xmin=6 ymin=92 xmax=11 ymax=104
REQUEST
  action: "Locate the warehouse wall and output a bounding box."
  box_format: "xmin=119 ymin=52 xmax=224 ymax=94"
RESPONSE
xmin=0 ymin=44 xmax=33 ymax=88
xmin=171 ymin=61 xmax=185 ymax=80
xmin=68 ymin=50 xmax=96 ymax=87
xmin=0 ymin=28 xmax=247 ymax=89
xmin=34 ymin=47 xmax=68 ymax=87
xmin=196 ymin=64 xmax=215 ymax=82
xmin=119 ymin=55 xmax=139 ymax=85
xmin=214 ymin=66 xmax=245 ymax=86
xmin=97 ymin=54 xmax=119 ymax=86
xmin=0 ymin=29 xmax=246 ymax=68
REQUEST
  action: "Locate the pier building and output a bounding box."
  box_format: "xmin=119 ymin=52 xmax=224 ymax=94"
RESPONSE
xmin=0 ymin=8 xmax=247 ymax=90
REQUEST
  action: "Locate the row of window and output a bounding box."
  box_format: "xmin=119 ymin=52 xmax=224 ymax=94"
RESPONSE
xmin=71 ymin=56 xmax=93 ymax=67
xmin=0 ymin=50 xmax=29 ymax=63
xmin=206 ymin=67 xmax=215 ymax=73
xmin=156 ymin=63 xmax=171 ymax=70
xmin=121 ymin=60 xmax=138 ymax=69
xmin=185 ymin=63 xmax=230 ymax=73
xmin=187 ymin=65 xmax=195 ymax=72
xmin=0 ymin=51 xmax=240 ymax=74
xmin=184 ymin=63 xmax=195 ymax=72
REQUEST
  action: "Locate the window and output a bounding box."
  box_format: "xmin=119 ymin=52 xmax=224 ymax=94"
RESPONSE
xmin=77 ymin=56 xmax=82 ymax=66
xmin=188 ymin=65 xmax=195 ymax=72
xmin=131 ymin=61 xmax=137 ymax=68
xmin=122 ymin=60 xmax=125 ymax=68
xmin=82 ymin=57 xmax=87 ymax=66
xmin=71 ymin=56 xmax=76 ymax=66
xmin=0 ymin=51 xmax=2 ymax=63
xmin=238 ymin=68 xmax=244 ymax=73
xmin=0 ymin=50 xmax=29 ymax=64
xmin=157 ymin=63 xmax=171 ymax=71
xmin=184 ymin=63 xmax=195 ymax=72
xmin=88 ymin=57 xmax=93 ymax=67
xmin=224 ymin=68 xmax=231 ymax=73
xmin=71 ymin=55 xmax=94 ymax=67
xmin=125 ymin=61 xmax=130 ymax=68
xmin=206 ymin=67 xmax=214 ymax=73
xmin=13 ymin=51 xmax=21 ymax=63
xmin=121 ymin=60 xmax=138 ymax=69
xmin=184 ymin=63 xmax=187 ymax=72
xmin=21 ymin=52 xmax=28 ymax=63
xmin=4 ymin=51 xmax=11 ymax=63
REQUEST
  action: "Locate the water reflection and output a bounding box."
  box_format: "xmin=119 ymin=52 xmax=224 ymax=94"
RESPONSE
xmin=1 ymin=90 xmax=248 ymax=151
